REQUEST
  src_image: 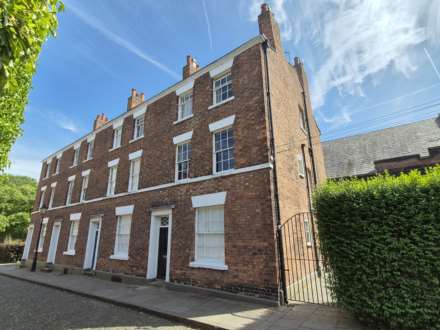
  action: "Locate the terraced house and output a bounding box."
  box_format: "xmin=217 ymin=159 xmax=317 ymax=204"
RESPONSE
xmin=22 ymin=4 xmax=326 ymax=304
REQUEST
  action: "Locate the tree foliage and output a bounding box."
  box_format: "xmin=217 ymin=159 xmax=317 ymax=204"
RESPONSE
xmin=0 ymin=0 xmax=63 ymax=170
xmin=314 ymin=168 xmax=440 ymax=330
xmin=0 ymin=174 xmax=36 ymax=241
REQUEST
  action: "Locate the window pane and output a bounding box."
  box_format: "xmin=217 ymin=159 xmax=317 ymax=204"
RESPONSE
xmin=176 ymin=142 xmax=191 ymax=180
xmin=116 ymin=215 xmax=131 ymax=255
xmin=214 ymin=72 xmax=232 ymax=104
xmin=214 ymin=128 xmax=234 ymax=173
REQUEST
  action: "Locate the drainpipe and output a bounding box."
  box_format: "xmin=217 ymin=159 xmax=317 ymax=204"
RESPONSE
xmin=295 ymin=58 xmax=318 ymax=188
xmin=301 ymin=144 xmax=321 ymax=275
xmin=262 ymin=40 xmax=288 ymax=305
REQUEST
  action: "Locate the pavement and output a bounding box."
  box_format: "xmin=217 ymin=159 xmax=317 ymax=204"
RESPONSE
xmin=0 ymin=275 xmax=190 ymax=330
xmin=0 ymin=264 xmax=370 ymax=330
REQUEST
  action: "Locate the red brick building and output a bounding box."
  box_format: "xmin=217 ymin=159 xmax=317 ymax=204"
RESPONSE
xmin=22 ymin=4 xmax=326 ymax=304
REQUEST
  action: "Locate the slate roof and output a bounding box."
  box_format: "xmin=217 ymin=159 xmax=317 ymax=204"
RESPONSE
xmin=322 ymin=115 xmax=440 ymax=178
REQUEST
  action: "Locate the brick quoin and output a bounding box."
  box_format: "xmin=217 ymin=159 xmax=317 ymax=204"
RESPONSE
xmin=26 ymin=3 xmax=326 ymax=303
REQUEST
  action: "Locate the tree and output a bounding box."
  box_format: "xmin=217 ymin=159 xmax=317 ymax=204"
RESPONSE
xmin=0 ymin=0 xmax=63 ymax=170
xmin=0 ymin=174 xmax=37 ymax=241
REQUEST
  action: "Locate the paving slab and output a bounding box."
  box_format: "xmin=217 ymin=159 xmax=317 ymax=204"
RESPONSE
xmin=0 ymin=264 xmax=369 ymax=330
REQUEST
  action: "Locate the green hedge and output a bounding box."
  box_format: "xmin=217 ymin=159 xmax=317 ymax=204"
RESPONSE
xmin=314 ymin=167 xmax=440 ymax=330
xmin=0 ymin=243 xmax=24 ymax=263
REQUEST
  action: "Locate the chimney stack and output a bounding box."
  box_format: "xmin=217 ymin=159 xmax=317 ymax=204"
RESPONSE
xmin=258 ymin=3 xmax=283 ymax=52
xmin=93 ymin=113 xmax=109 ymax=130
xmin=127 ymin=88 xmax=145 ymax=111
xmin=183 ymin=55 xmax=200 ymax=79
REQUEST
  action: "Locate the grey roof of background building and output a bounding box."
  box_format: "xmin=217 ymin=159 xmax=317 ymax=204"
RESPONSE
xmin=322 ymin=115 xmax=440 ymax=178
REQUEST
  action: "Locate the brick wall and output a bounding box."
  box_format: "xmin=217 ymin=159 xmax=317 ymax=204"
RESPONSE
xmin=29 ymin=43 xmax=283 ymax=301
xmin=29 ymin=6 xmax=326 ymax=302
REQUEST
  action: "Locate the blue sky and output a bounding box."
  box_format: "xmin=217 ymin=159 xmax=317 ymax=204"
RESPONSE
xmin=6 ymin=0 xmax=440 ymax=179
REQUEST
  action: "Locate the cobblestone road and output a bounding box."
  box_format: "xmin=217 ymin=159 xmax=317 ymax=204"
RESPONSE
xmin=0 ymin=276 xmax=192 ymax=330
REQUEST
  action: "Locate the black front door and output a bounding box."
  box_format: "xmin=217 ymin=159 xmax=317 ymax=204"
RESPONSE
xmin=157 ymin=227 xmax=168 ymax=279
xmin=90 ymin=223 xmax=100 ymax=269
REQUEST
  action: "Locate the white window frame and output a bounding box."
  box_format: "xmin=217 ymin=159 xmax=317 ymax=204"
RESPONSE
xmin=297 ymin=153 xmax=305 ymax=178
xmin=80 ymin=174 xmax=89 ymax=202
xmin=112 ymin=126 xmax=122 ymax=149
xmin=133 ymin=114 xmax=144 ymax=140
xmin=45 ymin=161 xmax=51 ymax=178
xmin=128 ymin=157 xmax=141 ymax=192
xmin=72 ymin=146 xmax=80 ymax=166
xmin=55 ymin=156 xmax=61 ymax=174
xmin=175 ymin=142 xmax=191 ymax=181
xmin=37 ymin=218 xmax=48 ymax=252
xmin=299 ymin=106 xmax=306 ymax=131
xmin=178 ymin=91 xmax=193 ymax=121
xmin=48 ymin=183 xmax=56 ymax=209
xmin=39 ymin=187 xmax=47 ymax=209
xmin=304 ymin=216 xmax=313 ymax=247
xmin=86 ymin=140 xmax=94 ymax=160
xmin=192 ymin=206 xmax=226 ymax=270
xmin=66 ymin=176 xmax=75 ymax=205
xmin=190 ymin=192 xmax=227 ymax=271
xmin=213 ymin=71 xmax=233 ymax=105
xmin=111 ymin=214 xmax=132 ymax=260
xmin=65 ymin=219 xmax=79 ymax=255
xmin=107 ymin=165 xmax=118 ymax=196
xmin=213 ymin=127 xmax=235 ymax=174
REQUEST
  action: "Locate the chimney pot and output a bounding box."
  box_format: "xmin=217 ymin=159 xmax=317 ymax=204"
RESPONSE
xmin=127 ymin=88 xmax=145 ymax=111
xmin=93 ymin=113 xmax=109 ymax=130
xmin=258 ymin=2 xmax=282 ymax=51
xmin=183 ymin=54 xmax=200 ymax=79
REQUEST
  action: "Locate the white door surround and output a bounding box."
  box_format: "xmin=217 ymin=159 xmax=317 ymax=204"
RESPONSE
xmin=83 ymin=217 xmax=102 ymax=270
xmin=47 ymin=222 xmax=61 ymax=263
xmin=22 ymin=225 xmax=34 ymax=260
xmin=146 ymin=208 xmax=173 ymax=282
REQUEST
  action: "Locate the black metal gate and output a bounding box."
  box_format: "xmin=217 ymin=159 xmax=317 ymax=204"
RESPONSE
xmin=280 ymin=212 xmax=334 ymax=305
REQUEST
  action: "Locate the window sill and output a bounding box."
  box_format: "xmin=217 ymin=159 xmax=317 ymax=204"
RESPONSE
xmin=63 ymin=250 xmax=75 ymax=256
xmin=84 ymin=158 xmax=93 ymax=163
xmin=213 ymin=168 xmax=235 ymax=176
xmin=173 ymin=114 xmax=194 ymax=125
xmin=109 ymin=146 xmax=121 ymax=152
xmin=70 ymin=165 xmax=78 ymax=168
xmin=208 ymin=96 xmax=235 ymax=110
xmin=37 ymin=248 xmax=43 ymax=253
xmin=189 ymin=261 xmax=228 ymax=271
xmin=175 ymin=178 xmax=190 ymax=184
xmin=110 ymin=254 xmax=129 ymax=261
xmin=129 ymin=136 xmax=144 ymax=144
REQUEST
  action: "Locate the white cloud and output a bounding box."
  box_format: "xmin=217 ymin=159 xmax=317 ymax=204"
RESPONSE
xmin=5 ymin=157 xmax=41 ymax=180
xmin=55 ymin=114 xmax=80 ymax=133
xmin=427 ymin=0 xmax=440 ymax=46
xmin=29 ymin=106 xmax=81 ymax=133
xmin=424 ymin=47 xmax=440 ymax=81
xmin=246 ymin=0 xmax=438 ymax=109
xmin=67 ymin=1 xmax=180 ymax=80
xmin=318 ymin=107 xmax=352 ymax=127
xmin=202 ymin=0 xmax=213 ymax=50
xmin=310 ymin=0 xmax=427 ymax=108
